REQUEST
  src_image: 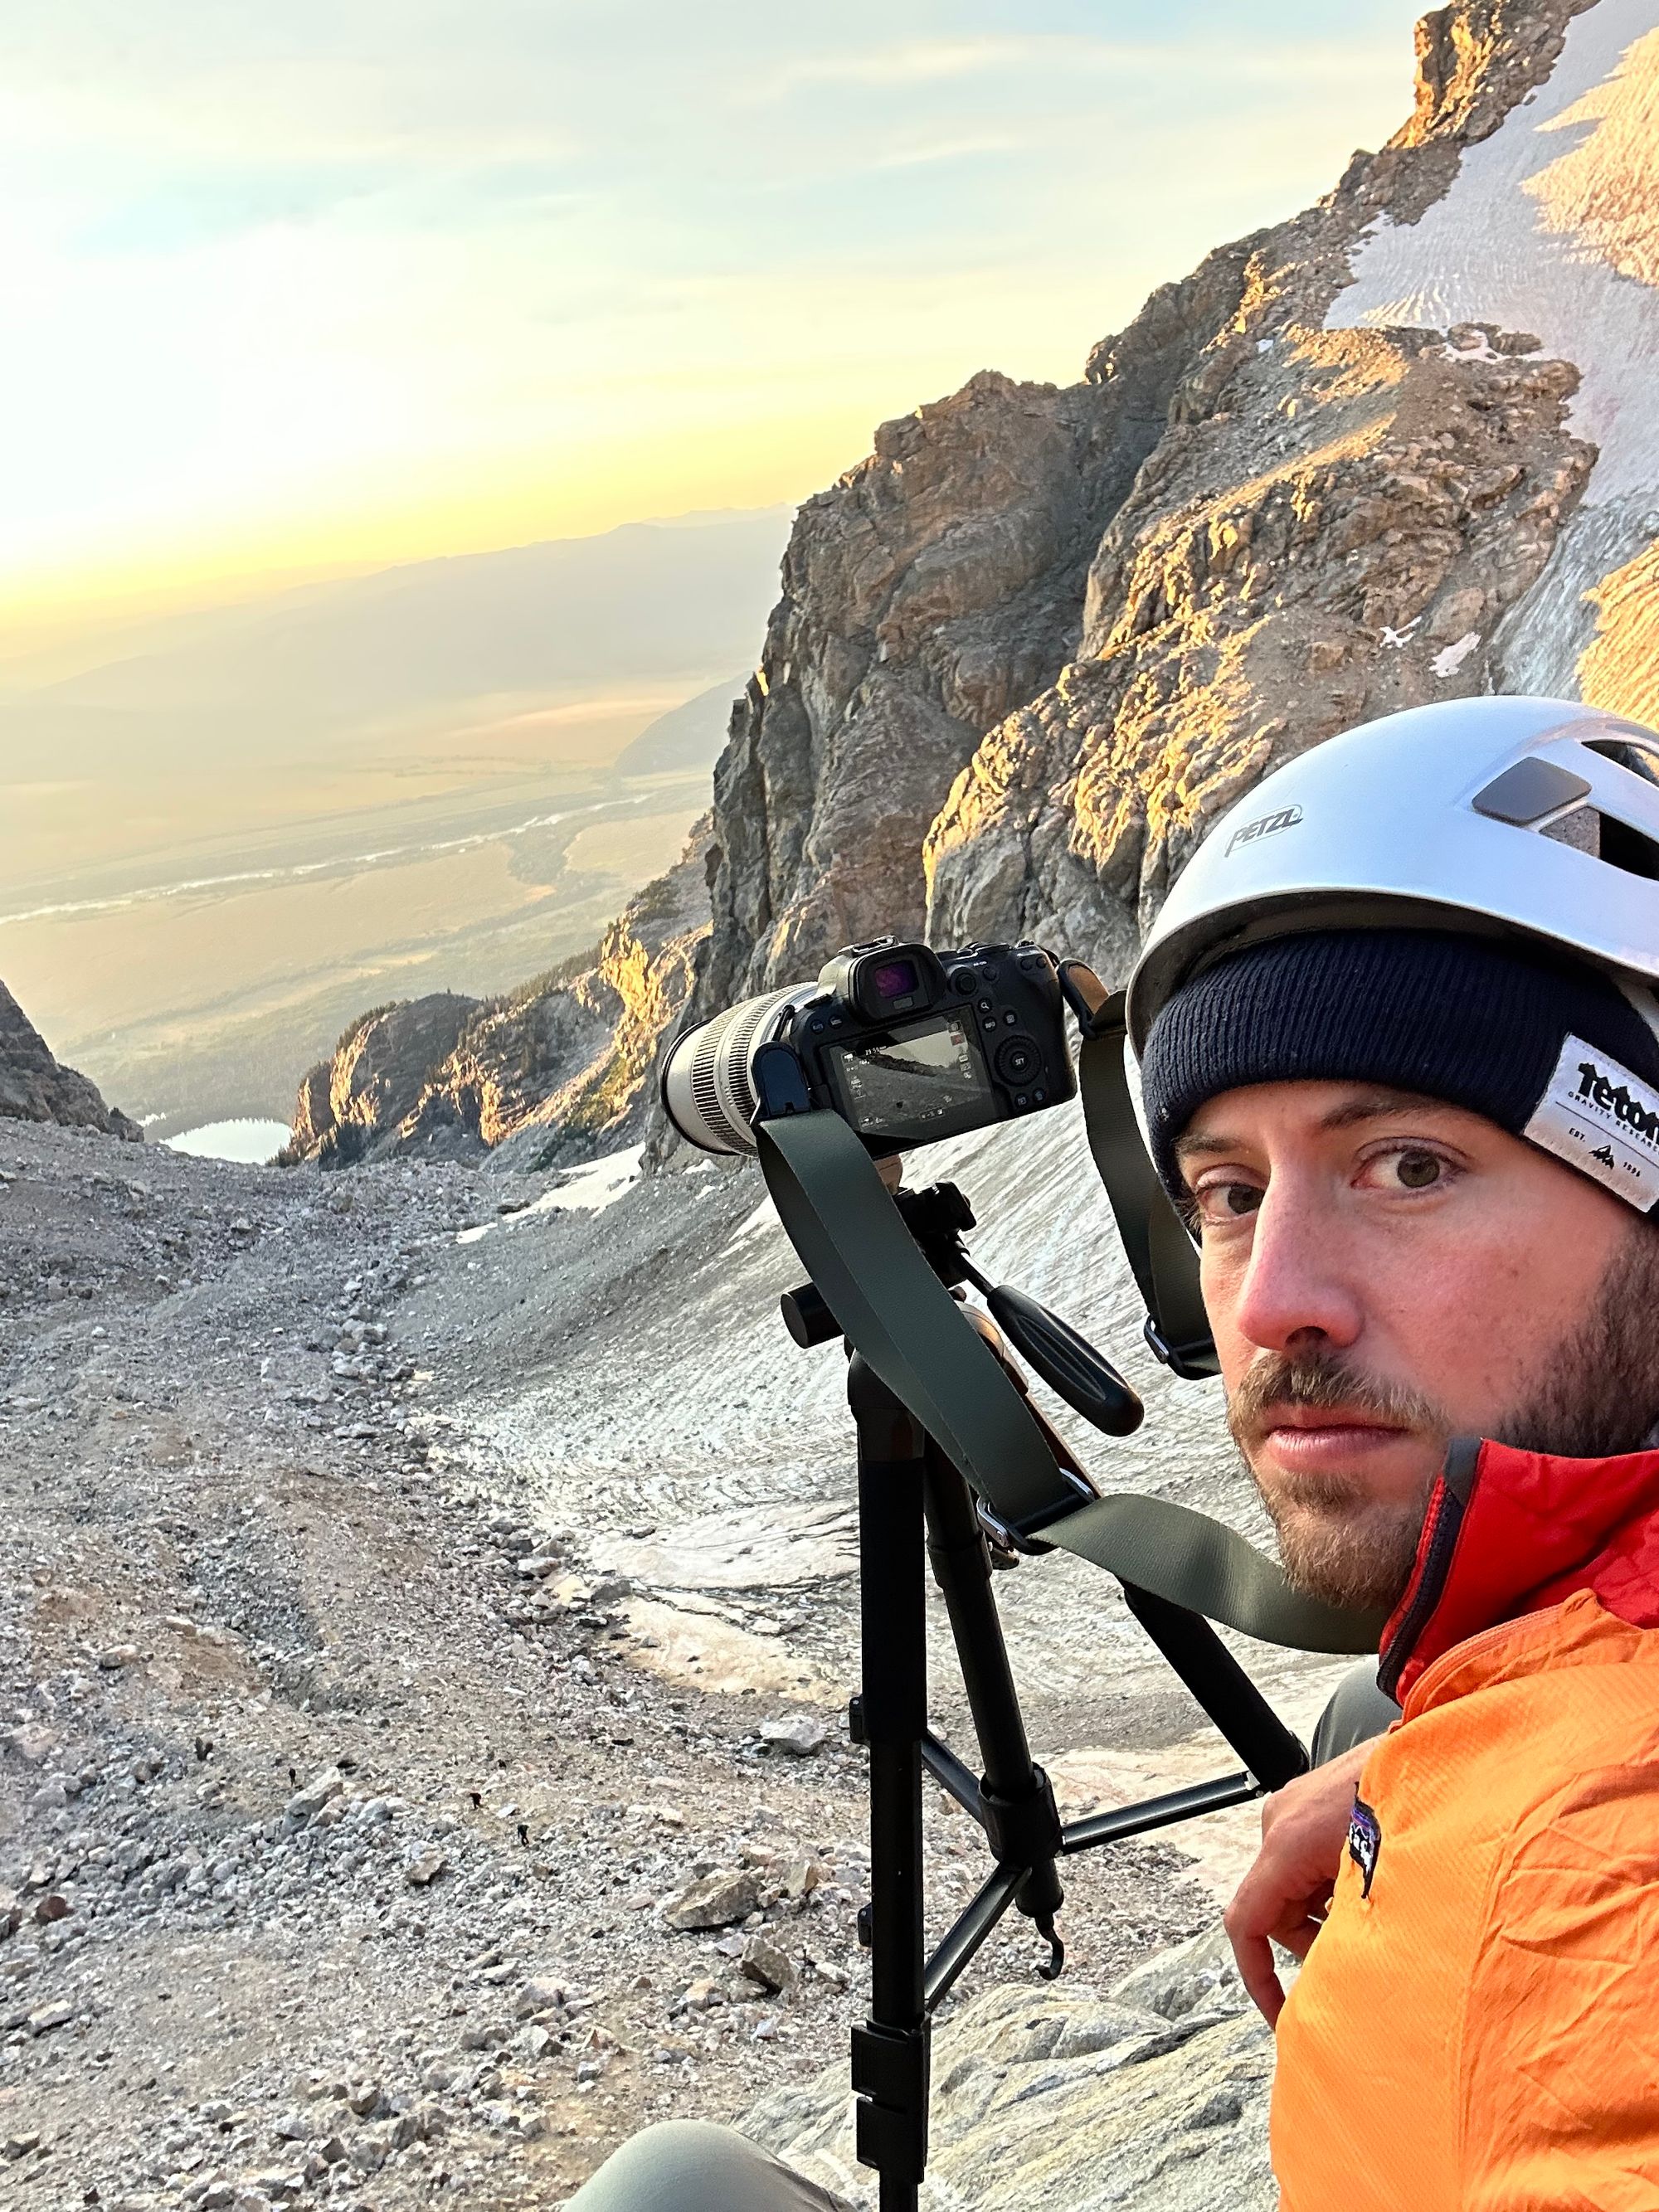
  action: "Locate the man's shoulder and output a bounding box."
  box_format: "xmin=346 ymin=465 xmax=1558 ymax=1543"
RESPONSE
xmin=1362 ymin=1596 xmax=1659 ymax=1908
xmin=1404 ymin=1588 xmax=1659 ymax=1743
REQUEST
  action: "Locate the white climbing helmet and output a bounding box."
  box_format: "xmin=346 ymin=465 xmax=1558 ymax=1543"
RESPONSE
xmin=1127 ymin=696 xmax=1659 ymax=1048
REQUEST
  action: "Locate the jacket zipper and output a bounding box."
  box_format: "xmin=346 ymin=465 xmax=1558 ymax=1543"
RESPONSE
xmin=1378 ymin=1480 xmax=1467 ymax=1701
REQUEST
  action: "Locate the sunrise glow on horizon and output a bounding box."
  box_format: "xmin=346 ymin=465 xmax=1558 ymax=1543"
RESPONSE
xmin=0 ymin=2 xmax=1432 ymax=634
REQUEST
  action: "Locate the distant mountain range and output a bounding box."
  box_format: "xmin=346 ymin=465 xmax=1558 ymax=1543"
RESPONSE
xmin=0 ymin=507 xmax=787 ymax=1135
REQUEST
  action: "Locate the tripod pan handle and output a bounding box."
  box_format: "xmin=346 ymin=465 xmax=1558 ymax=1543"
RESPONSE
xmin=987 ymin=1285 xmax=1144 ymax=1437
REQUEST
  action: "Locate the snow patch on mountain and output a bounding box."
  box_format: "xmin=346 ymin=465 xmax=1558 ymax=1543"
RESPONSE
xmin=1328 ymin=0 xmax=1659 ymax=698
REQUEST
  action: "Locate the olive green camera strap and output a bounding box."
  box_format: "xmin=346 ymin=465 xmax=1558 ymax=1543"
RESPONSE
xmin=1073 ymin=999 xmax=1219 ymax=1381
xmin=757 ymin=1110 xmax=1381 ymax=1655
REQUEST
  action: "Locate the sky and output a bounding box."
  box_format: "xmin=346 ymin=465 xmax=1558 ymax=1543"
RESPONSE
xmin=0 ymin=1 xmax=1432 ymax=632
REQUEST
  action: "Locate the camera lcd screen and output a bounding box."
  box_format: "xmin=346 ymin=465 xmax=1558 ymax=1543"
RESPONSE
xmin=823 ymin=1015 xmax=996 ymax=1146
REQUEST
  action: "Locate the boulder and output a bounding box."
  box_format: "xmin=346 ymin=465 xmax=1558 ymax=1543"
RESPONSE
xmin=742 ymin=1926 xmax=1277 ymax=2210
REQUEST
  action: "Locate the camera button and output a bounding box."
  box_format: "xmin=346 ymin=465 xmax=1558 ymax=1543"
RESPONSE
xmin=976 ymin=996 xmax=993 ymax=1013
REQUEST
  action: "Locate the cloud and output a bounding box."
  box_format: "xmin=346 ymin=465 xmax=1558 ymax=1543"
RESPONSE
xmin=760 ymin=37 xmax=1050 ymax=92
xmin=869 ymin=135 xmax=1025 ymax=173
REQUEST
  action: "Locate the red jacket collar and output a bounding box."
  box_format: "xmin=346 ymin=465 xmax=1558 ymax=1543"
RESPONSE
xmin=1379 ymin=1437 xmax=1659 ymax=1703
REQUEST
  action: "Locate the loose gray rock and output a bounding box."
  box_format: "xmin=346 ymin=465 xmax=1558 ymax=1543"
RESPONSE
xmin=284 ymin=1767 xmax=345 ymax=1827
xmin=740 ymin=1937 xmax=798 ymax=1996
xmin=759 ymin=1714 xmax=833 ymax=1757
xmin=664 ymin=1868 xmax=764 ymax=1932
xmin=514 ymin=1976 xmax=570 ymax=2019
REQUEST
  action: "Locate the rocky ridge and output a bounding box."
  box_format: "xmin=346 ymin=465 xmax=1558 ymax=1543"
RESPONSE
xmin=294 ymin=0 xmax=1628 ymax=1168
xmin=718 ymin=0 xmax=1603 ymax=994
xmin=285 ymin=823 xmax=713 ymax=1172
xmin=0 ymin=982 xmax=140 ymax=1145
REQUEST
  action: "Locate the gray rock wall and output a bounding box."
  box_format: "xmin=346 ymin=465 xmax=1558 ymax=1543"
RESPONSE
xmin=0 ymin=980 xmax=139 ymax=1142
xmin=698 ymin=0 xmax=1598 ymax=1006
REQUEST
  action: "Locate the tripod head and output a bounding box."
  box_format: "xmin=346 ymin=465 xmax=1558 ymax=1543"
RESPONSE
xmin=782 ymin=1164 xmax=1144 ymax=1441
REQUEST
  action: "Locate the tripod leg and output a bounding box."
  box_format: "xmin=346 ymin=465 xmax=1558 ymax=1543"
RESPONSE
xmin=922 ymin=1447 xmax=1064 ymax=1950
xmin=1121 ymin=1582 xmax=1307 ymax=1791
xmin=848 ymin=1358 xmax=930 ymax=2211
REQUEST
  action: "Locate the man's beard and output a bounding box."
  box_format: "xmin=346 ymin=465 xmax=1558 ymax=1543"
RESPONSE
xmin=1228 ymin=1354 xmax=1445 ymax=1612
xmin=1227 ymin=1218 xmax=1659 ymax=1613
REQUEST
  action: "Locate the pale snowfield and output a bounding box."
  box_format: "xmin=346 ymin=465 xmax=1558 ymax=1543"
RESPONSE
xmin=1327 ymin=0 xmax=1659 ymax=698
xmin=455 ymin=1142 xmax=646 ymax=1243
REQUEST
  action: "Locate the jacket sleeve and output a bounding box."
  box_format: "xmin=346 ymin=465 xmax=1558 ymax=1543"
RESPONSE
xmin=1460 ymin=1760 xmax=1659 ymax=2210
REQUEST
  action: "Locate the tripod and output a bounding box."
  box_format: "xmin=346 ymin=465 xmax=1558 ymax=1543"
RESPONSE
xmin=782 ymin=1182 xmax=1311 ymax=2212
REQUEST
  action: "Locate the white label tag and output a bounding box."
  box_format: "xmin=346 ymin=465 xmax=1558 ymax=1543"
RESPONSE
xmin=1523 ymin=1034 xmax=1659 ymax=1212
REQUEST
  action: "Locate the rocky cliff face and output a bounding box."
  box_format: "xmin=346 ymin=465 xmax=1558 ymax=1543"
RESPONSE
xmin=0 ymin=980 xmax=139 ymax=1141
xmin=301 ymin=0 xmax=1645 ymax=1169
xmin=700 ymin=253 xmax=1267 ymax=1006
xmin=703 ymin=0 xmax=1603 ymax=1002
xmin=285 ymin=820 xmax=713 ymax=1169
xmin=286 ymin=992 xmax=480 ymax=1168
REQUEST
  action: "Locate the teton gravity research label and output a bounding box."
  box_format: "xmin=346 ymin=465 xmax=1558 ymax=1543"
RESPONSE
xmin=1523 ymin=1035 xmax=1659 ymax=1212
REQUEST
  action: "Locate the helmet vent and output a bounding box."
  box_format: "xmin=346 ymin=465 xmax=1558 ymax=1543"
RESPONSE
xmin=1540 ymin=804 xmax=1659 ymax=881
xmin=1540 ymin=806 xmax=1601 ymax=855
xmin=1596 ymin=812 xmax=1659 ymax=882
xmin=1584 ymin=737 xmax=1659 ymax=787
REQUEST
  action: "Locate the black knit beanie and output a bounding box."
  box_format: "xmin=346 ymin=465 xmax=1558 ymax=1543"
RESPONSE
xmin=1141 ymin=929 xmax=1659 ymax=1215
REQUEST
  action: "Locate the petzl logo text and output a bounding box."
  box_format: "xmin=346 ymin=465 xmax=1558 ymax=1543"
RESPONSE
xmin=1226 ymin=803 xmax=1303 ymax=858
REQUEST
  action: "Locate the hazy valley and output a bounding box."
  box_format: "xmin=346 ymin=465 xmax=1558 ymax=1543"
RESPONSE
xmin=0 ymin=513 xmax=786 ymax=1140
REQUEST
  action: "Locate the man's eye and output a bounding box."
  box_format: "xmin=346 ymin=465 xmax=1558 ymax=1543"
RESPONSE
xmin=1194 ymin=1180 xmax=1262 ymax=1223
xmin=1392 ymin=1150 xmax=1443 ymax=1191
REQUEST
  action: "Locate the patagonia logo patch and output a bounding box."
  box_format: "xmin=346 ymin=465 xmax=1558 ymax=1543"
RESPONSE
xmin=1523 ymin=1036 xmax=1659 ymax=1213
xmin=1348 ymin=1797 xmax=1382 ymax=1899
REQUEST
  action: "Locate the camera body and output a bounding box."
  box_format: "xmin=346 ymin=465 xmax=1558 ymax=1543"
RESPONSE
xmin=662 ymin=936 xmax=1077 ymax=1157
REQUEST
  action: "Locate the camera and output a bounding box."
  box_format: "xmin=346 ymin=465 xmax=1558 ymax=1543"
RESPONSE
xmin=661 ymin=937 xmax=1077 ymax=1157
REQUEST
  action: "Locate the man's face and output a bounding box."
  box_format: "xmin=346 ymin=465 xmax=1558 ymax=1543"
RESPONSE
xmin=1179 ymin=1080 xmax=1647 ymax=1610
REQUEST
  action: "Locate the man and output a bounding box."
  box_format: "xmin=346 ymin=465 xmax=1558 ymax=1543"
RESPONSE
xmin=574 ymin=695 xmax=1659 ymax=2206
xmin=1128 ymin=693 xmax=1659 ymax=2207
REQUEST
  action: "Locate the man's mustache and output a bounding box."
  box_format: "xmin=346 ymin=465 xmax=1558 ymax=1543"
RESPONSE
xmin=1227 ymin=1347 xmax=1448 ymax=1454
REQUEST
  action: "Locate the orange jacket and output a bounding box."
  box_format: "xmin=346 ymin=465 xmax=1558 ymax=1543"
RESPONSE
xmin=1273 ymin=1437 xmax=1659 ymax=2210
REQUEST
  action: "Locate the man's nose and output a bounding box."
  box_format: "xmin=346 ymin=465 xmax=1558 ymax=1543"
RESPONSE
xmin=1230 ymin=1179 xmax=1365 ymax=1354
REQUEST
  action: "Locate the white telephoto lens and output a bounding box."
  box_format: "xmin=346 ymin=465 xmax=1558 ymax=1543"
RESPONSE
xmin=661 ymin=984 xmax=822 ymax=1154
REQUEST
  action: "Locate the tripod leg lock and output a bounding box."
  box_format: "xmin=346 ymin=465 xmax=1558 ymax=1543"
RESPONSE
xmin=852 ymin=2017 xmax=932 ymax=2181
xmin=979 ymin=1764 xmax=1063 ymax=1872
